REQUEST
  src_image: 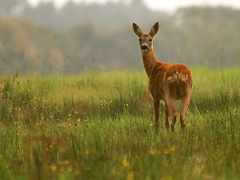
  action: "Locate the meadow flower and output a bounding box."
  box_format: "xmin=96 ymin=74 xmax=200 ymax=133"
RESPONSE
xmin=85 ymin=166 xmax=91 ymax=171
xmin=163 ymin=149 xmax=169 ymax=155
xmin=127 ymin=171 xmax=134 ymax=180
xmin=84 ymin=149 xmax=89 ymax=155
xmin=169 ymin=145 xmax=176 ymax=151
xmin=51 ymin=164 xmax=57 ymax=172
xmin=161 ymin=175 xmax=172 ymax=180
xmin=122 ymin=156 xmax=129 ymax=167
xmin=150 ymin=148 xmax=157 ymax=155
xmin=67 ymin=165 xmax=73 ymax=172
xmin=150 ymin=123 xmax=153 ymax=127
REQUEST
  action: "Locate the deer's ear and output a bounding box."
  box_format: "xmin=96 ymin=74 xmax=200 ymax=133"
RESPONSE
xmin=149 ymin=22 xmax=159 ymax=37
xmin=133 ymin=23 xmax=143 ymax=37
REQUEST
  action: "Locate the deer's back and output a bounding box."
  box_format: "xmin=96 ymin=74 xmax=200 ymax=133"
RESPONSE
xmin=148 ymin=62 xmax=193 ymax=100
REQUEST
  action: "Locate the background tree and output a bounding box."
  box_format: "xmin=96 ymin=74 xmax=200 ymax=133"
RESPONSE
xmin=0 ymin=2 xmax=240 ymax=74
xmin=0 ymin=0 xmax=26 ymax=16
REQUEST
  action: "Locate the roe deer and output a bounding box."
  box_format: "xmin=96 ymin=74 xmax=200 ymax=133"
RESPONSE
xmin=133 ymin=22 xmax=193 ymax=132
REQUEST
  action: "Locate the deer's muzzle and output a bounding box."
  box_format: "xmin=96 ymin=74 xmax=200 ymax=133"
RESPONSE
xmin=141 ymin=45 xmax=148 ymax=51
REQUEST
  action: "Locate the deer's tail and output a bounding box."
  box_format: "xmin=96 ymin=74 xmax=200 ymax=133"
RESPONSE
xmin=166 ymin=71 xmax=189 ymax=84
xmin=176 ymin=71 xmax=188 ymax=83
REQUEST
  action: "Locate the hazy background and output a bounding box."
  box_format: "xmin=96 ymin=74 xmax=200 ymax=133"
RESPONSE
xmin=0 ymin=0 xmax=240 ymax=74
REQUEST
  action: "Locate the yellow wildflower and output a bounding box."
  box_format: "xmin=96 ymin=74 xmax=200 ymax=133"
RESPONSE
xmin=85 ymin=166 xmax=91 ymax=171
xmin=122 ymin=156 xmax=129 ymax=167
xmin=169 ymin=145 xmax=176 ymax=151
xmin=51 ymin=164 xmax=57 ymax=172
xmin=84 ymin=149 xmax=89 ymax=155
xmin=163 ymin=149 xmax=169 ymax=155
xmin=150 ymin=148 xmax=157 ymax=155
xmin=68 ymin=165 xmax=73 ymax=172
xmin=127 ymin=171 xmax=134 ymax=180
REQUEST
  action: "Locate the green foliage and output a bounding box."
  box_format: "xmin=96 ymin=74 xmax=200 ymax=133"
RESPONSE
xmin=0 ymin=68 xmax=239 ymax=179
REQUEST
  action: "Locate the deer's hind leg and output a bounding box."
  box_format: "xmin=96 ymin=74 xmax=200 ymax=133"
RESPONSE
xmin=153 ymin=98 xmax=160 ymax=132
xmin=164 ymin=102 xmax=170 ymax=131
xmin=180 ymin=93 xmax=191 ymax=130
xmin=179 ymin=81 xmax=192 ymax=130
xmin=167 ymin=99 xmax=177 ymax=132
xmin=165 ymin=86 xmax=177 ymax=132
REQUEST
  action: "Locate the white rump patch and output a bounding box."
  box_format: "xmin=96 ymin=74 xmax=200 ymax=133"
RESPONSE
xmin=166 ymin=76 xmax=175 ymax=83
xmin=182 ymin=75 xmax=188 ymax=82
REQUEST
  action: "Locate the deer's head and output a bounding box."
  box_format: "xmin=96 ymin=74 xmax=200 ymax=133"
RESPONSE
xmin=132 ymin=22 xmax=159 ymax=52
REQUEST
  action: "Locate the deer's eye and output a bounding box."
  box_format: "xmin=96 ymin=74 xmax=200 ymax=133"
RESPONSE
xmin=139 ymin=39 xmax=142 ymax=42
xmin=149 ymin=39 xmax=152 ymax=42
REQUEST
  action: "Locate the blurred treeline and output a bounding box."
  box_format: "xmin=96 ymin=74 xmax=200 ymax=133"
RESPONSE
xmin=0 ymin=0 xmax=240 ymax=74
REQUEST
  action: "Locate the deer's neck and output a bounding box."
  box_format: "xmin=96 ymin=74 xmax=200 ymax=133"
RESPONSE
xmin=141 ymin=49 xmax=159 ymax=77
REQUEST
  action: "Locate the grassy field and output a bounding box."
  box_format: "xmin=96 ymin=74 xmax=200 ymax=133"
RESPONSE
xmin=0 ymin=67 xmax=239 ymax=180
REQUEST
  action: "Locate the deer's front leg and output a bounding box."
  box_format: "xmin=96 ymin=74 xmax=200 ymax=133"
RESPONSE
xmin=153 ymin=98 xmax=160 ymax=131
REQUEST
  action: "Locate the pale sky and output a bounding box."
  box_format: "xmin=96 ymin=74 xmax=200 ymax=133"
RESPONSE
xmin=28 ymin=0 xmax=240 ymax=12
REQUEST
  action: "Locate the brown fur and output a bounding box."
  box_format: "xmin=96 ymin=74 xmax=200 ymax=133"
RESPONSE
xmin=133 ymin=22 xmax=193 ymax=131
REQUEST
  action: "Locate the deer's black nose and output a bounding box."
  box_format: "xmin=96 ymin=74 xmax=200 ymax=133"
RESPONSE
xmin=141 ymin=45 xmax=148 ymax=50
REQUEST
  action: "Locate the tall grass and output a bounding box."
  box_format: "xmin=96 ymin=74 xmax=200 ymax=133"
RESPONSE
xmin=0 ymin=67 xmax=239 ymax=180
